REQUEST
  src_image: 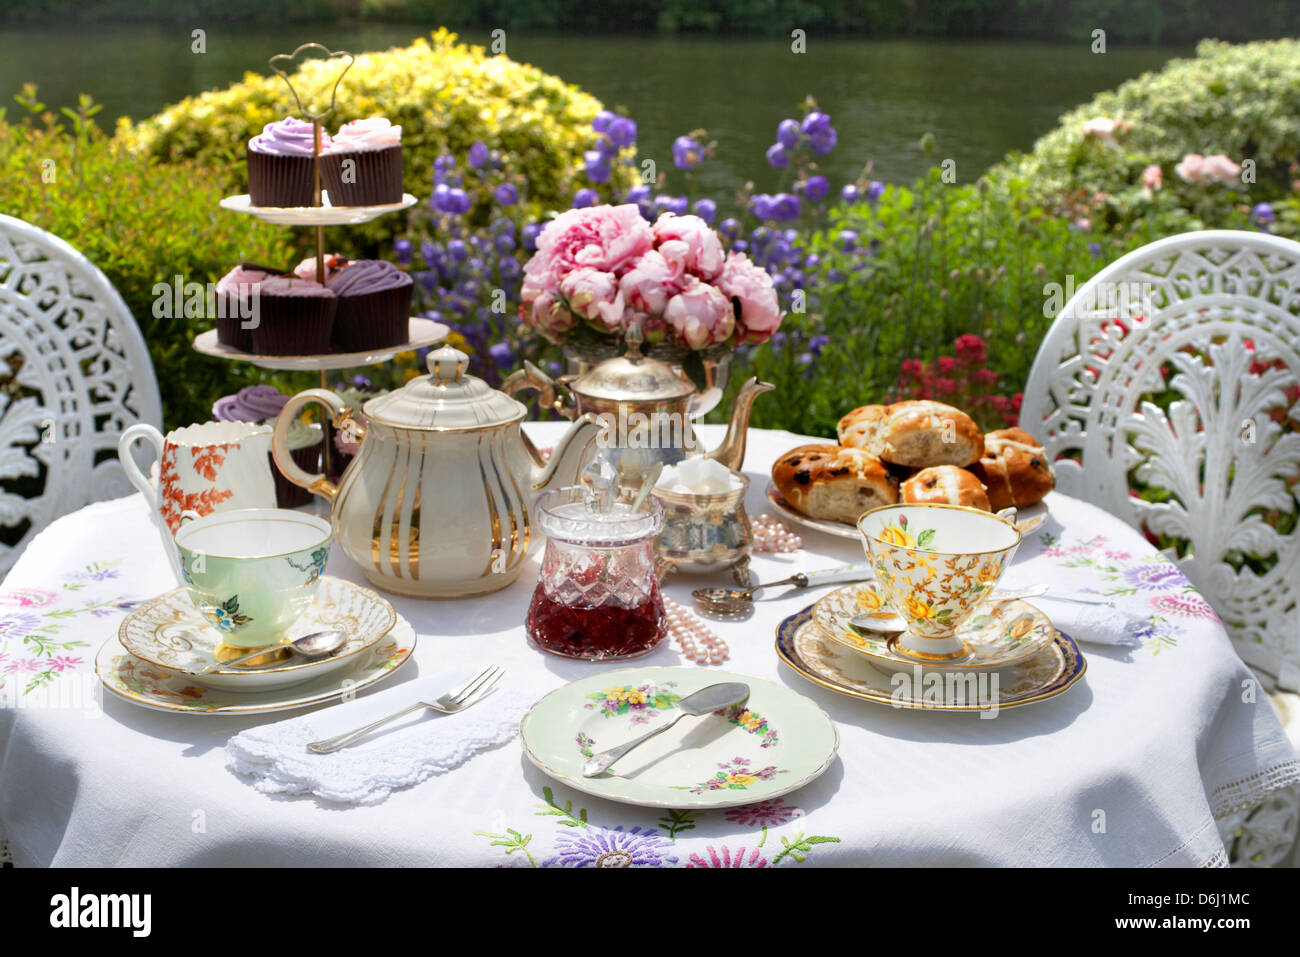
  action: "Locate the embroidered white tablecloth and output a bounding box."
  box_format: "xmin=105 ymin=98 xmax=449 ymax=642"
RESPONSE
xmin=1 ymin=425 xmax=1296 ymax=868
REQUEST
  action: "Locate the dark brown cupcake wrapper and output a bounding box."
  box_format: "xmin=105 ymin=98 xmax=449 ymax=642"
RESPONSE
xmin=318 ymin=146 xmax=403 ymax=207
xmin=332 ymin=282 xmax=413 ymax=352
xmin=250 ymin=295 xmax=337 ymax=356
xmin=247 ymin=147 xmax=320 ymax=208
xmin=269 ymin=439 xmax=322 ymax=508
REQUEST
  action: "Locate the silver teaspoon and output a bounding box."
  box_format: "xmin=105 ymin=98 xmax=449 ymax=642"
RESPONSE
xmin=193 ymin=629 xmax=346 ymax=675
xmin=582 ymin=682 xmax=751 ymax=777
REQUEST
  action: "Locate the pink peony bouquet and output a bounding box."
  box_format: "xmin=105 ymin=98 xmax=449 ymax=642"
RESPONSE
xmin=519 ymin=203 xmax=783 ymax=350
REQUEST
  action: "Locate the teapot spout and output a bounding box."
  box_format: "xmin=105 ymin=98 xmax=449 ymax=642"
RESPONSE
xmin=532 ymin=413 xmax=605 ymax=492
xmin=705 ymin=377 xmax=774 ymax=472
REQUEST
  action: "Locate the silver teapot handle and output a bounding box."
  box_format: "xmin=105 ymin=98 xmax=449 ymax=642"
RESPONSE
xmin=272 ymin=389 xmax=352 ymax=502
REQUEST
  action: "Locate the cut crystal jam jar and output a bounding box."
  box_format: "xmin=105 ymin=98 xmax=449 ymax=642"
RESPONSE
xmin=526 ymin=486 xmax=667 ymax=660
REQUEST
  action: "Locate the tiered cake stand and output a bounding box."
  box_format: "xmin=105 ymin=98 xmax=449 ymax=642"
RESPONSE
xmin=191 ymin=43 xmax=449 ymax=476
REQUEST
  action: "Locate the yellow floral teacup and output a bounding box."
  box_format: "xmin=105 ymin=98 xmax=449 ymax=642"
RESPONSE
xmin=857 ymin=503 xmax=1021 ymax=661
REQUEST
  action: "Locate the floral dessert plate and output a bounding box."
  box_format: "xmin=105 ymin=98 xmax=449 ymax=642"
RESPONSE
xmin=777 ymin=605 xmax=1085 ymax=712
xmin=97 ymin=616 xmax=415 ymax=716
xmin=766 ymin=482 xmax=1048 ymax=539
xmin=118 ymin=577 xmax=397 ymax=693
xmin=813 ymin=582 xmax=1057 ymax=672
xmin=519 ymin=666 xmax=838 ymax=810
xmin=219 ymin=191 xmax=417 ymax=226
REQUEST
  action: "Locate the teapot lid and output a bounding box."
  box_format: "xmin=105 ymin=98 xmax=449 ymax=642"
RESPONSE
xmin=363 ymin=345 xmax=525 ymax=431
xmin=569 ymin=326 xmax=696 ymax=403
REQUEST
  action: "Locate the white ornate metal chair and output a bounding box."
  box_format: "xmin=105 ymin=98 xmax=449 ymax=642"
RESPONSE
xmin=1022 ymin=229 xmax=1300 ymax=866
xmin=0 ymin=213 xmax=162 ymax=576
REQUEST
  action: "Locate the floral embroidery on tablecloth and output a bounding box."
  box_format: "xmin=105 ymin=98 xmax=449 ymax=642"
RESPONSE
xmin=1038 ymin=532 xmax=1212 ymax=653
xmin=472 ymin=785 xmax=839 ymax=868
xmin=0 ymin=559 xmax=130 ymax=694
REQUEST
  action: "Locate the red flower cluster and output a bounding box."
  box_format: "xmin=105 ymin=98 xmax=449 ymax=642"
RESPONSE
xmin=892 ymin=334 xmax=1022 ymax=428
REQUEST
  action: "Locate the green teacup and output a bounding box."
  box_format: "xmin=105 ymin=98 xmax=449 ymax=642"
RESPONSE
xmin=175 ymin=508 xmax=332 ymax=648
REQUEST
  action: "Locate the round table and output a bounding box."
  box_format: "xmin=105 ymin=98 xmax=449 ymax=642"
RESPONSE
xmin=1 ymin=424 xmax=1296 ymax=867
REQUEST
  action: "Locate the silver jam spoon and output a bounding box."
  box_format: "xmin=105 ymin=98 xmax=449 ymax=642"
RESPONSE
xmin=692 ymin=562 xmax=875 ymax=613
xmin=582 ymin=682 xmax=751 ymax=778
xmin=193 ymin=629 xmax=346 ymax=675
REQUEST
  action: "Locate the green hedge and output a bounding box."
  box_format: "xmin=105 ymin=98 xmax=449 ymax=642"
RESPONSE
xmin=0 ymin=89 xmax=298 ymax=429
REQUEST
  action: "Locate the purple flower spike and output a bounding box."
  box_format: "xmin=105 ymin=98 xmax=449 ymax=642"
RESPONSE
xmin=393 ymin=238 xmax=412 ymax=264
xmin=573 ymin=188 xmax=600 ymax=209
xmin=840 ymin=183 xmax=859 ymax=203
xmin=467 ymin=141 xmax=490 ymax=170
xmin=808 ymin=126 xmax=837 ymax=155
xmin=765 ymin=144 xmax=790 ymax=169
xmin=692 ymin=198 xmax=717 ymax=224
xmin=776 ymin=118 xmax=800 ymax=149
xmin=866 ymin=181 xmax=886 ymax=201
xmin=672 ymin=135 xmax=702 ymax=170
xmin=592 ymin=110 xmax=616 ymax=134
xmin=770 ymin=193 xmax=802 ymax=221
xmin=494 ymin=183 xmax=519 ymax=207
xmin=489 ymin=341 xmax=516 ymax=368
xmin=1253 ymin=202 xmax=1276 ymax=224
xmin=718 ymin=217 xmax=741 ymax=240
xmin=584 ymin=150 xmax=611 ymax=184
xmin=626 ymin=184 xmax=651 ymax=204
xmin=801 ymin=111 xmax=831 ymax=135
xmin=607 ymin=117 xmax=637 ymax=148
xmin=803 ymin=175 xmax=829 ymax=203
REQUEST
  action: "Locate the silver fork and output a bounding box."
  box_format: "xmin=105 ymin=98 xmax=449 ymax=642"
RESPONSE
xmin=307 ymin=665 xmax=504 ymax=754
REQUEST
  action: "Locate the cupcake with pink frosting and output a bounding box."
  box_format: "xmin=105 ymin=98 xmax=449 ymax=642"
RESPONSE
xmin=250 ymin=276 xmax=337 ymax=356
xmin=319 ymin=117 xmax=403 ymax=207
xmin=247 ymin=117 xmax=330 ymax=208
xmin=215 ymin=263 xmax=285 ymax=351
xmin=325 ymin=259 xmax=414 ymax=351
xmin=212 ymin=385 xmax=323 ymax=508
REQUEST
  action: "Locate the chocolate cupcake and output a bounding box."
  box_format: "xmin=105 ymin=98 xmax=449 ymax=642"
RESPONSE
xmin=325 ymin=260 xmax=413 ymax=352
xmin=250 ymin=276 xmax=336 ymax=356
xmin=214 ymin=265 xmax=278 ymax=351
xmin=318 ymin=118 xmax=403 ymax=207
xmin=211 ymin=385 xmax=323 ymax=509
xmin=247 ymin=118 xmax=330 ymax=208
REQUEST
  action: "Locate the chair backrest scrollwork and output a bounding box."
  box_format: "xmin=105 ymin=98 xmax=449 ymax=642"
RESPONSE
xmin=0 ymin=213 xmax=162 ymax=575
xmin=1022 ymin=230 xmax=1300 ymax=689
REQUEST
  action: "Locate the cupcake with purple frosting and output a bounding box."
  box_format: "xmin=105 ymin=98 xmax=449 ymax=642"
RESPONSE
xmin=212 ymin=385 xmax=323 ymax=508
xmin=324 ymin=260 xmax=413 ymax=351
xmin=251 ymin=276 xmax=337 ymax=356
xmin=247 ymin=118 xmax=330 ymax=208
xmin=319 ymin=117 xmax=403 ymax=207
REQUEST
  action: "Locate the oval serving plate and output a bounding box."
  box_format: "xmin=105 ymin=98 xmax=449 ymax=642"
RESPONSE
xmin=766 ymin=482 xmax=1048 ymax=540
xmin=776 ymin=605 xmax=1085 ymax=712
xmin=520 ymin=666 xmax=838 ymax=810
xmin=118 ymin=577 xmax=396 ymax=693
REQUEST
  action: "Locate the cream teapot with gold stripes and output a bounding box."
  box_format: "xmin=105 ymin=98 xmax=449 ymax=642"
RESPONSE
xmin=272 ymin=346 xmax=602 ymax=598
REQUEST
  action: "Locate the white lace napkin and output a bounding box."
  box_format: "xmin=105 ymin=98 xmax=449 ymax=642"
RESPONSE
xmin=226 ymin=669 xmax=551 ymax=805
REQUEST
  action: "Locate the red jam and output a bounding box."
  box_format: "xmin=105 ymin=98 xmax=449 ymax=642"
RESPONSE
xmin=526 ymin=583 xmax=667 ymax=661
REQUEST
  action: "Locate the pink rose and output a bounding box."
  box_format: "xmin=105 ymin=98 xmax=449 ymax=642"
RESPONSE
xmin=663 ymin=278 xmax=734 ymax=349
xmin=652 ymin=213 xmax=725 ymax=280
xmin=1203 ymin=154 xmax=1241 ymax=185
xmin=519 ymin=289 xmax=575 ymax=343
xmin=560 ymin=268 xmax=624 ymax=332
xmin=523 ymin=204 xmax=653 ymax=292
xmin=618 ymin=250 xmax=679 ymax=316
xmin=715 ymin=252 xmax=783 ymax=344
xmin=1175 ymin=153 xmax=1208 ymax=184
xmin=1142 ymin=163 xmax=1162 ymax=192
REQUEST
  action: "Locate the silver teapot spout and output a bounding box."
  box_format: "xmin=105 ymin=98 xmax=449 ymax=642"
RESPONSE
xmin=705 ymin=377 xmax=774 ymax=472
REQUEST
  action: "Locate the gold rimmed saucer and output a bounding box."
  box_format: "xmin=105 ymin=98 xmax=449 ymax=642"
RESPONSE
xmin=118 ymin=576 xmax=396 ymax=692
xmin=812 ymin=582 xmax=1057 ymax=674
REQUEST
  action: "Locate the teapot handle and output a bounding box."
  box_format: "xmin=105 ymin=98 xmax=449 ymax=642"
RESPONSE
xmin=501 ymin=360 xmax=576 ymax=419
xmin=272 ymin=389 xmax=351 ymax=501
